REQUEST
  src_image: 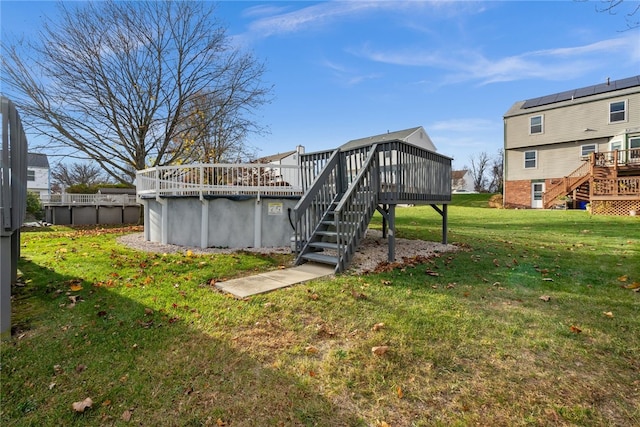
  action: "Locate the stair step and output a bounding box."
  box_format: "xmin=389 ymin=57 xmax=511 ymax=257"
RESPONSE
xmin=301 ymin=252 xmax=338 ymax=266
xmin=309 ymin=241 xmax=338 ymax=250
xmin=316 ymin=230 xmax=337 ymax=237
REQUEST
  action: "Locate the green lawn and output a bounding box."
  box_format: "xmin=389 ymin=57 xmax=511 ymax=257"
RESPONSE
xmin=2 ymin=197 xmax=639 ymax=426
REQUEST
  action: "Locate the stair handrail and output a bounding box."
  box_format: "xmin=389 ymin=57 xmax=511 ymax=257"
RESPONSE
xmin=293 ymin=149 xmax=342 ymax=260
xmin=543 ymin=159 xmax=591 ymax=207
xmin=334 ymin=144 xmax=380 ymax=272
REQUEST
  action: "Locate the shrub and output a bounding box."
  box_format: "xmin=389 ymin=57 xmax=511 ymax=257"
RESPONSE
xmin=25 ymin=191 xmax=44 ymax=220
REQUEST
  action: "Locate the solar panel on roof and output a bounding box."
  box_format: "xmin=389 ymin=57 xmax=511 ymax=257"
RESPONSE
xmin=521 ymin=75 xmax=640 ymax=109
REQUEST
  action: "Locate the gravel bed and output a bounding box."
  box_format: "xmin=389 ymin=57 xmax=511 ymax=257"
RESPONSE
xmin=117 ymin=229 xmax=457 ymax=274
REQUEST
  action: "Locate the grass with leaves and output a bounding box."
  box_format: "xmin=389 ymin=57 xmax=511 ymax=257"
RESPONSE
xmin=2 ymin=197 xmax=639 ymax=426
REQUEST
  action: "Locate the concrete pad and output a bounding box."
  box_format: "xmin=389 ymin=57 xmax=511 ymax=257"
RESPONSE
xmin=215 ymin=263 xmax=334 ymax=298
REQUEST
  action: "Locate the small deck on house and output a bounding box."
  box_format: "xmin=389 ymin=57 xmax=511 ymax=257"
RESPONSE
xmin=136 ymin=139 xmax=452 ymax=272
xmin=543 ymin=148 xmax=640 ymax=215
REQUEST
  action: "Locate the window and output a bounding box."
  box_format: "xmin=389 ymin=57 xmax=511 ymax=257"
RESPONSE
xmin=27 ymin=170 xmax=35 ymax=181
xmin=630 ymin=137 xmax=640 ymax=161
xmin=581 ymin=144 xmax=597 ymax=157
xmin=609 ymin=100 xmax=626 ymax=123
xmin=530 ymin=115 xmax=543 ymax=134
xmin=524 ymin=150 xmax=537 ymax=168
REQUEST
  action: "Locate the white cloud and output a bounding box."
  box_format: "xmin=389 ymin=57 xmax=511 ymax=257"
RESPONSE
xmin=353 ymin=33 xmax=639 ymax=85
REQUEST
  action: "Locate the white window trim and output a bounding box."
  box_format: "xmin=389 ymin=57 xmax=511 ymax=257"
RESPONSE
xmin=580 ymin=143 xmax=597 ymax=158
xmin=524 ymin=150 xmax=537 ymax=169
xmin=529 ymin=115 xmax=544 ymax=135
xmin=609 ymin=100 xmax=627 ymax=124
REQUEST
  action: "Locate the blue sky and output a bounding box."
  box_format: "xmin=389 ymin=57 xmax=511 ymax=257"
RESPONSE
xmin=2 ymin=1 xmax=640 ymax=169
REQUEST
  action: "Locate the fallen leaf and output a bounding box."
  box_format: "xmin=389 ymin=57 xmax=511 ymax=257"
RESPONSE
xmin=308 ymin=293 xmax=319 ymax=301
xmin=603 ymin=311 xmax=614 ymax=318
xmin=379 ymin=422 xmax=390 ymax=427
xmin=305 ymin=345 xmax=319 ymax=354
xmin=216 ymin=419 xmax=227 ymax=426
xmin=49 ymin=382 xmax=56 ymax=390
xmin=75 ymin=364 xmax=87 ymax=373
xmin=624 ymin=282 xmax=640 ymax=289
xmin=122 ymin=409 xmax=132 ymax=421
xmin=102 ymin=400 xmax=111 ymax=407
xmin=570 ymin=325 xmax=582 ymax=334
xmin=72 ymin=397 xmax=93 ymax=413
xmin=539 ymin=295 xmax=551 ymax=302
xmin=397 ymin=386 xmax=403 ymax=399
xmin=372 ymin=322 xmax=385 ymax=331
xmin=70 ymin=283 xmax=83 ymax=291
xmin=542 ymin=278 xmax=554 ymax=282
xmin=372 ymin=346 xmax=389 ymax=356
xmin=618 ymin=275 xmax=628 ymax=282
xmin=186 ymin=250 xmax=194 ymax=257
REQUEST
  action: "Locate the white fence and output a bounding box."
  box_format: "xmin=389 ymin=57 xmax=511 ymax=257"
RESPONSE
xmin=136 ymin=163 xmax=303 ymax=198
xmin=40 ymin=193 xmax=138 ymax=206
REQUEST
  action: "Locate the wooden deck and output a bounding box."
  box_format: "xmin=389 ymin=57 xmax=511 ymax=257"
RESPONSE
xmin=543 ymin=149 xmax=640 ymax=214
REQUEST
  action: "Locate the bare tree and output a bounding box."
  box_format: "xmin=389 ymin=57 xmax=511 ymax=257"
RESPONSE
xmin=170 ymin=90 xmax=259 ymax=164
xmin=579 ymin=0 xmax=640 ymax=28
xmin=1 ymin=0 xmax=271 ymax=184
xmin=487 ymin=149 xmax=504 ymax=193
xmin=468 ymin=152 xmax=491 ymax=192
xmin=51 ymin=162 xmax=108 ymax=189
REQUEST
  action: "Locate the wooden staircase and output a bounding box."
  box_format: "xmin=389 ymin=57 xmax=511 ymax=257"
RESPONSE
xmin=294 ymin=144 xmax=380 ymax=272
xmin=543 ymin=160 xmax=591 ymax=208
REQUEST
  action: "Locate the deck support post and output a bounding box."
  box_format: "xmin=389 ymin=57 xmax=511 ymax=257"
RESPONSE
xmin=376 ymin=204 xmax=396 ymax=262
xmin=200 ymin=199 xmax=209 ymax=249
xmin=430 ymin=203 xmax=448 ymax=245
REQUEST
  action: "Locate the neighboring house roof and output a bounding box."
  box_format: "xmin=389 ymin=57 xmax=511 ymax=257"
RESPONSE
xmin=340 ymin=126 xmax=436 ymax=151
xmin=0 ymin=151 xmax=50 ymax=168
xmin=451 ymin=170 xmax=469 ymax=180
xmin=28 ymin=153 xmax=50 ymax=168
xmin=255 ymin=150 xmax=297 ymax=163
xmin=98 ymin=187 xmax=136 ymax=195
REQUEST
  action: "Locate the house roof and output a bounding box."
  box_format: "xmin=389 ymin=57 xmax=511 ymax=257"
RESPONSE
xmin=28 ymin=153 xmax=50 ymax=168
xmin=255 ymin=150 xmax=297 ymax=163
xmin=340 ymin=126 xmax=424 ymax=151
xmin=451 ymin=170 xmax=469 ymax=179
xmin=0 ymin=151 xmax=49 ymax=168
xmin=521 ymin=75 xmax=640 ymax=110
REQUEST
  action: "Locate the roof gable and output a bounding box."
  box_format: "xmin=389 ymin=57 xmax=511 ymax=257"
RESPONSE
xmin=255 ymin=150 xmax=297 ymax=163
xmin=340 ymin=126 xmax=436 ymax=152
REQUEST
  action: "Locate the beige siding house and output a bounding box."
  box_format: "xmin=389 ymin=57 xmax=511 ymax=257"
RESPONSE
xmin=503 ymin=76 xmax=640 ymax=214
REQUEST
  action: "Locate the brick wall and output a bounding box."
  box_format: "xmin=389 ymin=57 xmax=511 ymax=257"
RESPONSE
xmin=504 ymin=180 xmax=531 ymax=208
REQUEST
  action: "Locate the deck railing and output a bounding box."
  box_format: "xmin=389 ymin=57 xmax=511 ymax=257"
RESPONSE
xmin=136 ymin=163 xmax=304 ymax=199
xmin=294 ymin=149 xmax=342 ymax=258
xmin=592 ymin=177 xmax=640 ymax=197
xmin=335 ymin=145 xmax=380 ymax=272
xmin=40 ymin=193 xmax=139 ymax=206
xmin=595 ymin=148 xmax=640 ymax=167
xmin=376 ymin=141 xmax=452 ymax=203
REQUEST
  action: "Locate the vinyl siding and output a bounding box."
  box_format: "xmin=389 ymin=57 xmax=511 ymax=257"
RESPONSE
xmin=505 ymin=88 xmax=640 ymax=150
xmin=505 ymin=139 xmax=609 ymax=181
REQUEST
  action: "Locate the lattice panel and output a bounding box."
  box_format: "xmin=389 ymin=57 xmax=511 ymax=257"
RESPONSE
xmin=591 ymin=200 xmax=640 ymax=216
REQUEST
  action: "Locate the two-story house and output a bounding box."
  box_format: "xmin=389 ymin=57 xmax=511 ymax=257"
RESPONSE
xmin=0 ymin=151 xmax=50 ymax=196
xmin=503 ymin=75 xmax=640 ymax=215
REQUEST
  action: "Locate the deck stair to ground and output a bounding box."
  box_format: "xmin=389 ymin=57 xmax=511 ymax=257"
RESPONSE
xmin=293 ymin=139 xmax=451 ymax=273
xmin=543 ymin=160 xmax=591 ymax=208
